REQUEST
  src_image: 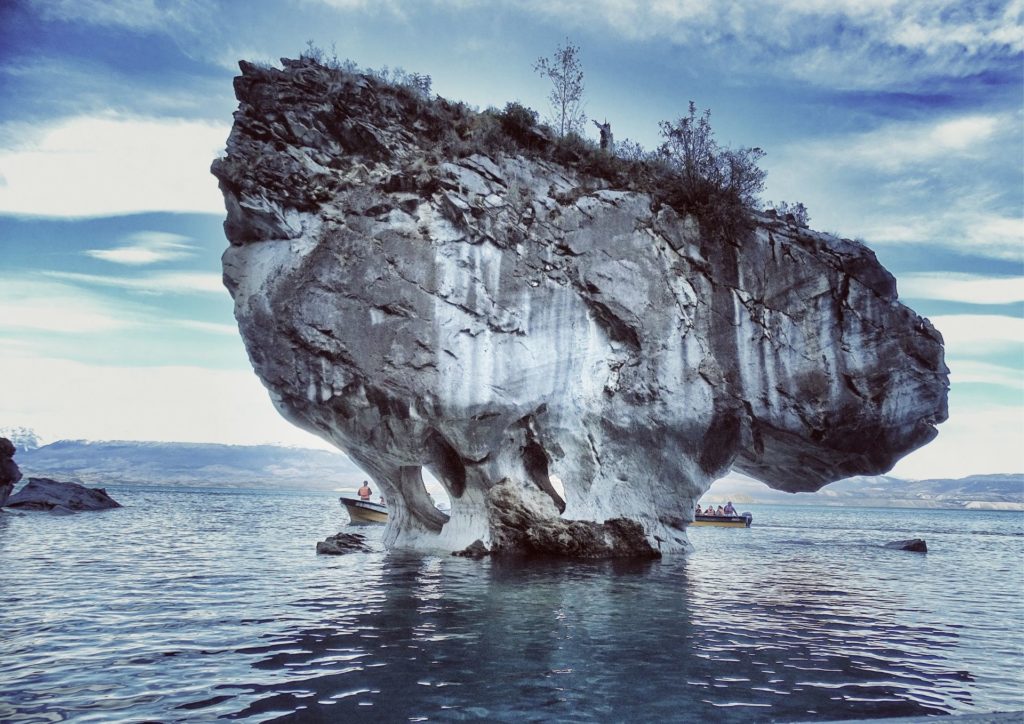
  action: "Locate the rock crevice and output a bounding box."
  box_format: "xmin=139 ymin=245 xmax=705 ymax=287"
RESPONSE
xmin=212 ymin=58 xmax=948 ymax=555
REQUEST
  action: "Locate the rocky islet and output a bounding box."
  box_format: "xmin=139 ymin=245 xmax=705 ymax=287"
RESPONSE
xmin=4 ymin=478 xmax=122 ymax=514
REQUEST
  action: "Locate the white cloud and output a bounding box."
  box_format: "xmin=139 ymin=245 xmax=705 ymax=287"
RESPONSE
xmin=313 ymin=0 xmax=406 ymax=12
xmin=87 ymin=231 xmax=196 ymax=265
xmin=0 ymin=56 xmax=228 ymax=119
xmin=501 ymin=0 xmax=1023 ymax=88
xmin=947 ymin=360 xmax=1024 ymax=390
xmin=800 ymin=114 xmax=1003 ymax=173
xmin=43 ymin=270 xmax=225 ymax=295
xmin=765 ymin=112 xmax=1023 ymax=260
xmin=963 ymin=215 xmax=1024 ymax=259
xmin=0 ymin=114 xmax=228 ymax=216
xmin=849 ymin=210 xmax=1024 ymax=262
xmin=891 ymin=401 xmax=1024 ymax=478
xmin=28 ymin=0 xmax=215 ymax=33
xmin=0 ymin=276 xmax=229 ymax=342
xmin=899 ymin=273 xmax=1024 ymax=305
xmin=930 ymin=314 xmax=1024 ymax=356
xmin=0 ymin=349 xmax=334 ymax=449
xmin=172 ymin=319 xmax=238 ymax=335
xmin=0 ymin=278 xmax=142 ymax=333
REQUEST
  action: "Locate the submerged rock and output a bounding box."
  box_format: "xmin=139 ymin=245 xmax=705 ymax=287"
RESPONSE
xmin=0 ymin=437 xmax=22 ymax=508
xmin=212 ymin=58 xmax=948 ymax=557
xmin=4 ymin=478 xmax=121 ymax=513
xmin=316 ymin=531 xmax=371 ymax=554
xmin=885 ymin=538 xmax=928 ymax=553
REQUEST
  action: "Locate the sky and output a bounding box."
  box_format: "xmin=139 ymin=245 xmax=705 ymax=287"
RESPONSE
xmin=0 ymin=0 xmax=1021 ymax=480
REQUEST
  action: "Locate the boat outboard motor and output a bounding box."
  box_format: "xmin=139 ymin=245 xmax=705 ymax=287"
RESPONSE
xmin=742 ymin=512 xmax=753 ymax=526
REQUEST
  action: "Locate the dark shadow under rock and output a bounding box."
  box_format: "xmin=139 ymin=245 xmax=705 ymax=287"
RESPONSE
xmin=316 ymin=532 xmax=371 ymax=554
xmin=884 ymin=538 xmax=928 ymax=553
xmin=5 ymin=478 xmax=121 ymax=512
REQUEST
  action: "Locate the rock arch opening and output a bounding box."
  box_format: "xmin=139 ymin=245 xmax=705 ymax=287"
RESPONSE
xmin=421 ymin=467 xmax=451 ymax=516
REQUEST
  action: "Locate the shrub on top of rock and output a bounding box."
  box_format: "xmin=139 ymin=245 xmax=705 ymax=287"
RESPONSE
xmin=222 ymin=49 xmax=803 ymax=245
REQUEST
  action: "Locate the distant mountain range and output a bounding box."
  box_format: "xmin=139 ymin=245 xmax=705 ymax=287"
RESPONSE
xmin=705 ymin=473 xmax=1024 ymax=510
xmin=5 ymin=432 xmax=1022 ymax=508
xmin=14 ymin=439 xmax=366 ymax=492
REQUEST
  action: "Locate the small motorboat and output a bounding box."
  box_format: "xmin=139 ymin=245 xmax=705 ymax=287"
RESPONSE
xmin=691 ymin=512 xmax=753 ymax=528
xmin=340 ymin=496 xmax=388 ymax=524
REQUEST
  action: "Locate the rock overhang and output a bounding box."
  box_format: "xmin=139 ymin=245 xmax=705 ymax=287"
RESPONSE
xmin=212 ymin=57 xmax=949 ymax=556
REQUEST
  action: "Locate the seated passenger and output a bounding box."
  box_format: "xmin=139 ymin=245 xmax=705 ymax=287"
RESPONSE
xmin=695 ymin=504 xmax=704 ymax=516
xmin=716 ymin=505 xmax=725 ymax=516
xmin=723 ymin=501 xmax=737 ymax=516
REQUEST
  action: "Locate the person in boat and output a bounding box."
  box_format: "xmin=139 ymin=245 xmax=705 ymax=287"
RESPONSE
xmin=723 ymin=501 xmax=737 ymax=516
xmin=715 ymin=505 xmax=725 ymax=516
xmin=378 ymin=495 xmax=386 ymax=506
xmin=695 ymin=504 xmax=704 ymax=516
xmin=357 ymin=481 xmax=372 ymax=501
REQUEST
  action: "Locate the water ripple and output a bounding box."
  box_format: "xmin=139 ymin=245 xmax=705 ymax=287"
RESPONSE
xmin=1 ymin=493 xmax=1022 ymax=721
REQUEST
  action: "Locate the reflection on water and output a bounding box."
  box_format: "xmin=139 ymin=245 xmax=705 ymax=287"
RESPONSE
xmin=0 ymin=488 xmax=1021 ymax=722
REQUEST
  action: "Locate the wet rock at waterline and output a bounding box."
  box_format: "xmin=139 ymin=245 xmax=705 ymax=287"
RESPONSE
xmin=212 ymin=58 xmax=948 ymax=556
xmin=316 ymin=532 xmax=371 ymax=555
xmin=4 ymin=478 xmax=121 ymax=513
xmin=452 ymin=540 xmax=490 ymax=559
xmin=486 ymin=479 xmax=661 ymax=558
xmin=885 ymin=538 xmax=928 ymax=553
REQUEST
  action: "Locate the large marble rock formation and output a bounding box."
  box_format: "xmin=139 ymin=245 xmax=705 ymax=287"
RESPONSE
xmin=0 ymin=437 xmax=22 ymax=508
xmin=211 ymin=58 xmax=948 ymax=555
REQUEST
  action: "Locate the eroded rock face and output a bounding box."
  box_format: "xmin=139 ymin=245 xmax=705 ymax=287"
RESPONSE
xmin=212 ymin=59 xmax=948 ymax=555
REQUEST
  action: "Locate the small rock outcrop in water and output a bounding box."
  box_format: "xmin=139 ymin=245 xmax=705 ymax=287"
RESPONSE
xmin=4 ymin=478 xmax=121 ymax=513
xmin=211 ymin=58 xmax=949 ymax=556
xmin=486 ymin=479 xmax=660 ymax=557
xmin=452 ymin=540 xmax=490 ymax=558
xmin=885 ymin=538 xmax=928 ymax=553
xmin=0 ymin=437 xmax=22 ymax=508
xmin=316 ymin=531 xmax=371 ymax=554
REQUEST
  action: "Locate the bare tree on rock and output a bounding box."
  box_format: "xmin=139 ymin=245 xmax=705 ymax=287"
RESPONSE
xmin=534 ymin=39 xmax=586 ymax=137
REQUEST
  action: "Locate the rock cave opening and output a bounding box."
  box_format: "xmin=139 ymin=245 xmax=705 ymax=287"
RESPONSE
xmin=425 ymin=430 xmax=466 ymax=499
xmin=421 ymin=467 xmax=452 ymax=516
xmin=522 ymin=438 xmax=566 ymax=513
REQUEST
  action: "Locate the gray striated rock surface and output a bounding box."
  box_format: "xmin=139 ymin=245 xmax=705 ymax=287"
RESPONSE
xmin=5 ymin=478 xmax=121 ymax=513
xmin=211 ymin=58 xmax=948 ymax=555
xmin=1 ymin=437 xmax=22 ymax=508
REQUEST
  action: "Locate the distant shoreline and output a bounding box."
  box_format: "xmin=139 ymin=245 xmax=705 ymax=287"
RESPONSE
xmin=9 ymin=479 xmax=1021 ymax=512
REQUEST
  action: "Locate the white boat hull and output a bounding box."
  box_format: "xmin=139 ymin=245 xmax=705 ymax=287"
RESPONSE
xmin=340 ymin=497 xmax=388 ymax=524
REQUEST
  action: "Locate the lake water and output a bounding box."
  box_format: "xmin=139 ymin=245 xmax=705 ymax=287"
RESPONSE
xmin=1 ymin=486 xmax=1022 ymax=722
